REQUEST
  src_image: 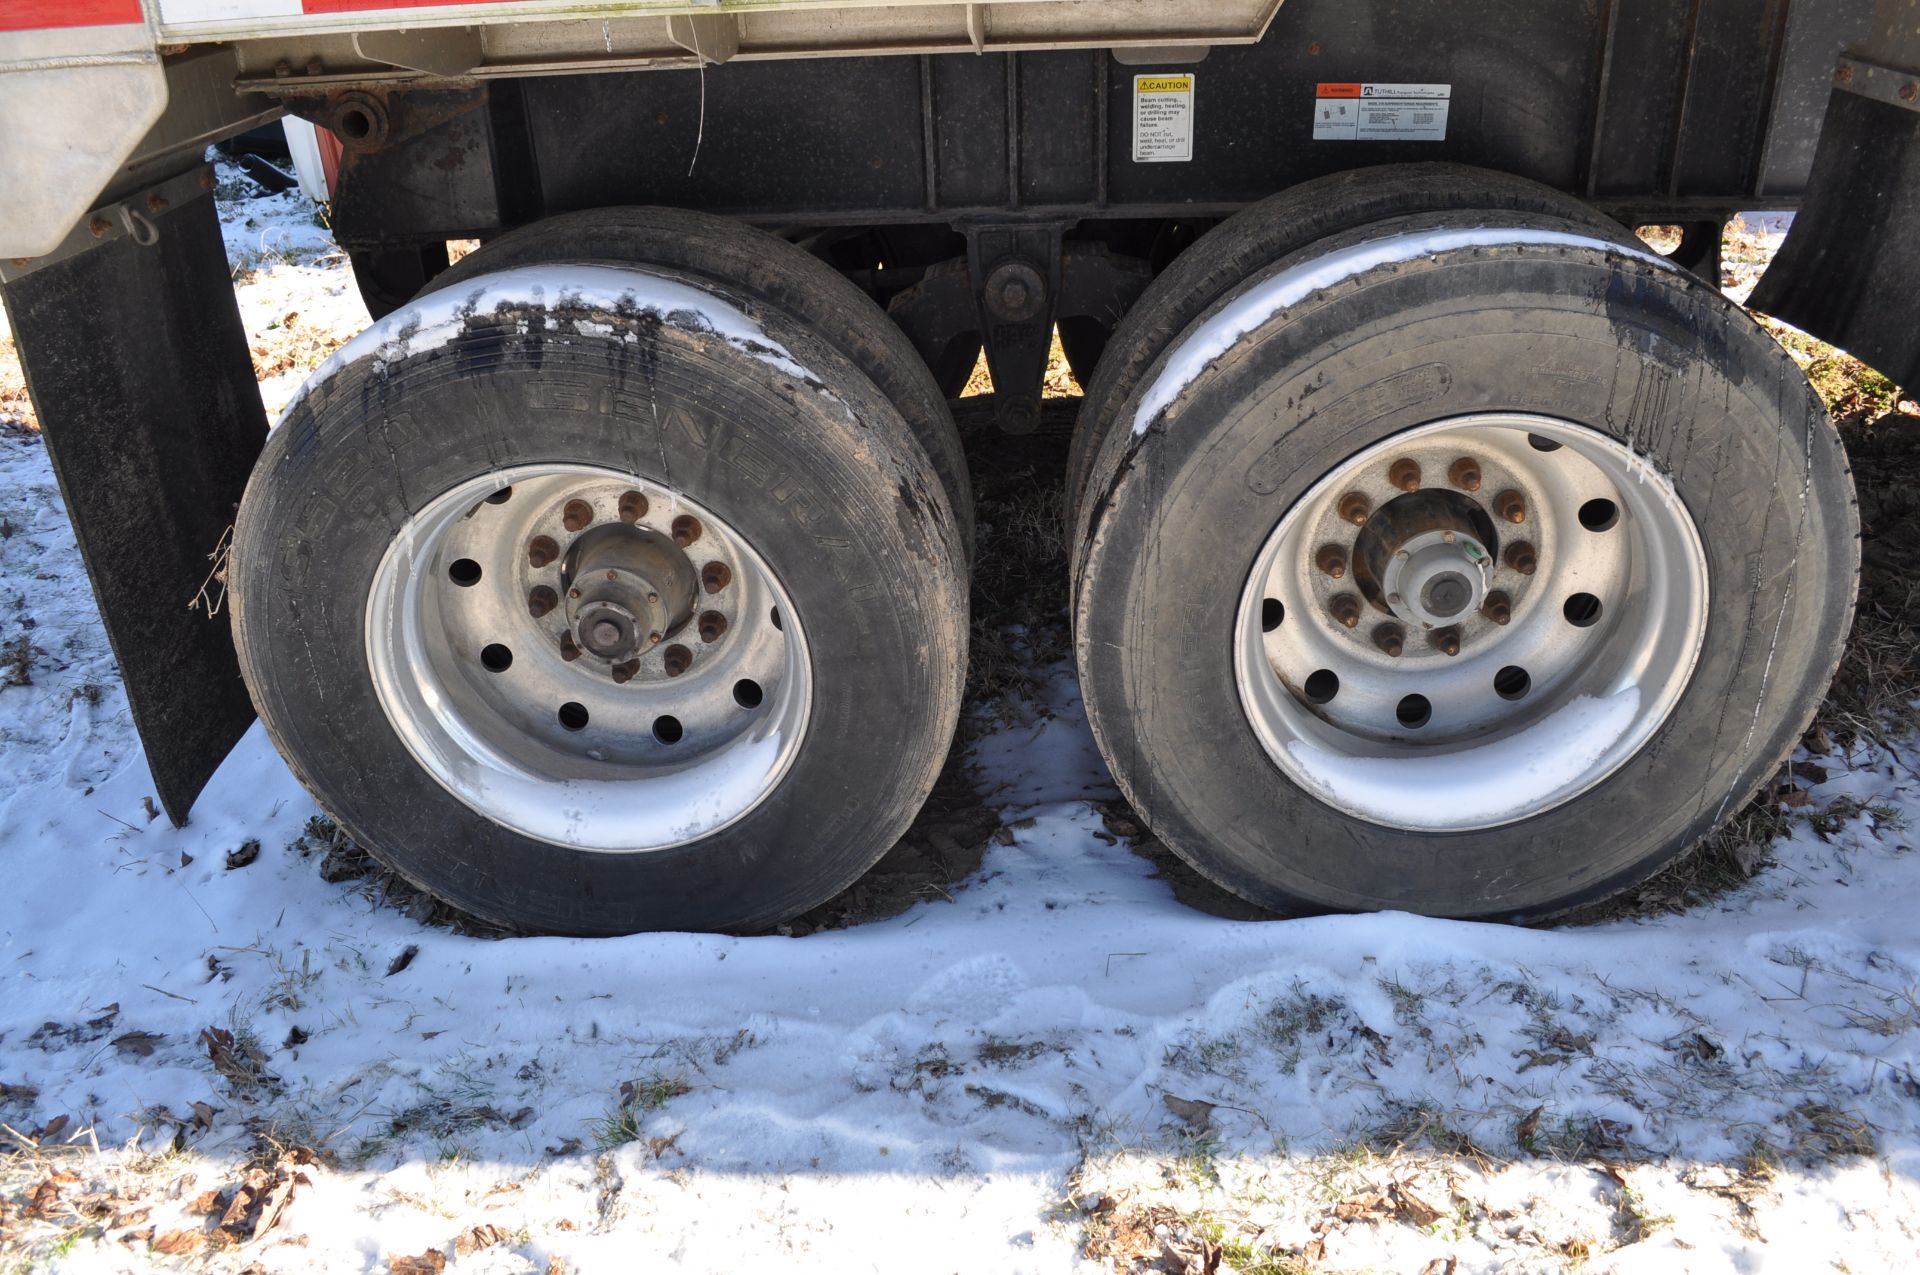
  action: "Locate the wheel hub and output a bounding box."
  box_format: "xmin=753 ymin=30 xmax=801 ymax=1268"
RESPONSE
xmin=561 ymin=524 xmax=697 ymax=663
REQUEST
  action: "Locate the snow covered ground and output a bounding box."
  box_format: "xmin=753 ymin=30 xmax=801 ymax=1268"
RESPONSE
xmin=2 ymin=177 xmax=1919 ymax=1273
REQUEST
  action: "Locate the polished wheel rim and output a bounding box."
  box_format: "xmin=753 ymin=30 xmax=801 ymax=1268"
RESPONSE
xmin=366 ymin=464 xmax=811 ymax=851
xmin=1234 ymin=414 xmax=1708 ymax=832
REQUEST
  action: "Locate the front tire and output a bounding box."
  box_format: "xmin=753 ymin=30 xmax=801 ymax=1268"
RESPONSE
xmin=1073 ymin=211 xmax=1856 ymax=920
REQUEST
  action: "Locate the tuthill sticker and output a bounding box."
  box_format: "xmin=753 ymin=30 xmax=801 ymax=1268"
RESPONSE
xmin=1314 ymin=82 xmax=1450 ymax=141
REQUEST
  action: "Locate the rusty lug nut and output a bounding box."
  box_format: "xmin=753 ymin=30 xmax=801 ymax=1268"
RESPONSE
xmin=1388 ymin=457 xmax=1422 ymax=493
xmin=663 ymin=644 xmax=693 ymax=677
xmin=1315 ymin=544 xmax=1349 ymax=579
xmin=1328 ymin=592 xmax=1362 ymax=629
xmin=698 ymin=610 xmax=729 ymax=643
xmin=527 ymin=535 xmax=560 ymax=568
xmin=1448 ymin=457 xmax=1482 ymax=492
xmin=562 ymin=499 xmax=595 ymax=533
xmin=1503 ymin=541 xmax=1538 ymax=575
xmin=1837 ymin=63 xmax=1854 ymax=84
xmin=527 ymin=585 xmax=559 ymax=618
xmin=1482 ymin=590 xmax=1513 ymax=626
xmin=611 ymin=659 xmax=640 ymax=685
xmin=1337 ymin=491 xmax=1372 ymax=526
xmin=88 ymin=216 xmax=111 ymax=239
xmin=672 ymin=514 xmax=703 ymax=547
xmin=1493 ymin=489 xmax=1527 ymax=524
xmin=1430 ymin=627 xmax=1462 ymax=657
xmin=701 ymin=560 xmax=732 ymax=593
xmin=618 ymin=489 xmax=649 ymax=523
xmin=1372 ymin=623 xmax=1405 ymax=657
xmin=559 ymin=633 xmax=582 ymax=663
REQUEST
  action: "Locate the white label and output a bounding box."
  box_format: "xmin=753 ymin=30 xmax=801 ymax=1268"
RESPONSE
xmin=1133 ymin=74 xmax=1195 ymax=162
xmin=1313 ymin=82 xmax=1450 ymax=141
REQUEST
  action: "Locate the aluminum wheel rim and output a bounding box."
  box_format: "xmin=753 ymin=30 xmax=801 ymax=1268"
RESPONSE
xmin=366 ymin=463 xmax=811 ymax=852
xmin=1234 ymin=413 xmax=1708 ymax=832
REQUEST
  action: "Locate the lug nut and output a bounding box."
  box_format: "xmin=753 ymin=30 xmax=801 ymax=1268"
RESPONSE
xmin=672 ymin=515 xmax=703 ymax=547
xmin=1337 ymin=492 xmax=1372 ymax=526
xmin=611 ymin=659 xmax=640 ymax=685
xmin=701 ymin=561 xmax=732 ymax=593
xmin=1503 ymin=541 xmax=1538 ymax=575
xmin=1315 ymin=544 xmax=1349 ymax=579
xmin=698 ymin=610 xmax=728 ymax=642
xmin=1482 ymin=590 xmax=1513 ymax=626
xmin=663 ymin=644 xmax=693 ymax=677
xmin=528 ymin=535 xmax=559 ymax=568
xmin=618 ymin=490 xmax=649 ymax=523
xmin=1388 ymin=458 xmax=1421 ymax=492
xmin=559 ymin=633 xmax=582 ymax=662
xmin=562 ymin=499 xmax=595 ymax=533
xmin=527 ymin=585 xmax=558 ymax=618
xmin=1448 ymin=457 xmax=1482 ymax=492
xmin=1328 ymin=592 xmax=1362 ymax=628
xmin=1493 ymin=489 xmax=1527 ymax=524
xmin=1430 ymin=626 xmax=1462 ymax=657
xmin=1372 ymin=623 xmax=1405 ymax=657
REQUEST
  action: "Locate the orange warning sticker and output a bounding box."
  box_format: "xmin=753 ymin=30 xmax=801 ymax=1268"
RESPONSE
xmin=1316 ymin=83 xmax=1362 ymax=98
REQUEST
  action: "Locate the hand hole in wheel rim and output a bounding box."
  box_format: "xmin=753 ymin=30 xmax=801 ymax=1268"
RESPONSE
xmin=734 ymin=679 xmax=763 ymax=708
xmin=365 ymin=463 xmax=813 ymax=853
xmin=1396 ymin=694 xmax=1432 ymax=729
xmin=481 ymin=643 xmax=513 ymax=673
xmin=1304 ymin=669 xmax=1339 ymax=703
xmin=1578 ymin=498 xmax=1619 ymax=532
xmin=448 ymin=558 xmax=482 ymax=586
xmin=1234 ymin=413 xmax=1708 ymax=832
xmin=1564 ymin=593 xmax=1603 ymax=627
xmin=653 ymin=715 xmax=683 ymax=744
xmin=1262 ymin=598 xmax=1285 ymax=631
xmin=485 ymin=487 xmax=513 ymax=505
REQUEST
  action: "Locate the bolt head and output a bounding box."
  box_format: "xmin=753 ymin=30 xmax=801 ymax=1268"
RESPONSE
xmin=1903 ymin=81 xmax=1919 ymax=103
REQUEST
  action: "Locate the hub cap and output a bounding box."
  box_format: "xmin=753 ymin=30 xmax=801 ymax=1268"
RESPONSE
xmin=366 ymin=464 xmax=811 ymax=852
xmin=1234 ymin=414 xmax=1708 ymax=831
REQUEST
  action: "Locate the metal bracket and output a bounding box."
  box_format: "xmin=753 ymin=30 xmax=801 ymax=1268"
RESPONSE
xmin=667 ymin=14 xmax=740 ymax=65
xmin=1836 ymin=54 xmax=1920 ymax=114
xmin=966 ymin=223 xmax=1065 ymax=434
xmin=0 ymin=164 xmax=215 ymax=284
xmin=351 ymin=27 xmax=484 ymax=78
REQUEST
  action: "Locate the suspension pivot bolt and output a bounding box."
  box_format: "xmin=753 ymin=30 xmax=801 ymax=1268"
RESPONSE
xmin=1388 ymin=458 xmax=1422 ymax=492
xmin=1372 ymin=623 xmax=1405 ymax=657
xmin=527 ymin=535 xmax=559 ymax=568
xmin=562 ymin=499 xmax=595 ymax=533
xmin=663 ymin=644 xmax=693 ymax=677
xmin=1337 ymin=492 xmax=1372 ymax=526
xmin=1448 ymin=457 xmax=1482 ymax=492
xmin=1482 ymin=590 xmax=1513 ymax=626
xmin=1503 ymin=541 xmax=1538 ymax=575
xmin=527 ymin=585 xmax=558 ymax=618
xmin=1315 ymin=544 xmax=1349 ymax=579
xmin=1328 ymin=592 xmax=1362 ymax=628
xmin=1430 ymin=627 xmax=1462 ymax=657
xmin=1493 ymin=489 xmax=1527 ymax=524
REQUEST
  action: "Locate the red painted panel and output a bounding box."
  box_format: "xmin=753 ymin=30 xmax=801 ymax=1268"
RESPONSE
xmin=0 ymin=0 xmax=144 ymax=31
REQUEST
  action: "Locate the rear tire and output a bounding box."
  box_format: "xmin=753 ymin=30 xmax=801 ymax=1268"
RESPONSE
xmin=234 ymin=262 xmax=967 ymax=935
xmin=1073 ymin=211 xmax=1856 ymax=920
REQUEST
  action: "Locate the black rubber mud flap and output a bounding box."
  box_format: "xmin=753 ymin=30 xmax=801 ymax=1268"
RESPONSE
xmin=1 ymin=174 xmax=267 ymax=823
xmin=1750 ymin=87 xmax=1920 ymax=389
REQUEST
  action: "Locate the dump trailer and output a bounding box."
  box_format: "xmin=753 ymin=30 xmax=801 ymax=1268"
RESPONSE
xmin=2 ymin=0 xmax=1915 ymax=934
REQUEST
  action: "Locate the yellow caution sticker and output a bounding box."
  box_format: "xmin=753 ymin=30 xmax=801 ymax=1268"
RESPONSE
xmin=1133 ymin=73 xmax=1194 ymax=163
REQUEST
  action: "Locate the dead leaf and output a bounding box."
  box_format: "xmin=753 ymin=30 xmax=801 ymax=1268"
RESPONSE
xmin=1393 ymin=1182 xmax=1445 ymax=1226
xmin=1159 ymin=1234 xmax=1222 ymax=1275
xmin=389 ymin=1250 xmax=447 ymax=1274
xmin=250 ymin=1173 xmax=299 ymax=1240
xmin=180 ymin=851 xmax=194 ymax=867
xmin=26 ymin=1178 xmax=63 ymax=1216
xmin=1515 ymin=1105 xmax=1544 ymax=1147
xmin=0 ymin=1081 xmax=39 ymax=1102
xmin=152 ymin=1229 xmax=204 ymax=1255
xmin=545 ymin=1136 xmax=583 ymax=1157
xmin=1333 ymin=1189 xmax=1392 ymax=1222
xmin=453 ymin=1224 xmax=513 ymax=1257
xmin=546 ymin=1259 xmax=569 ymax=1275
xmin=1161 ymin=1093 xmax=1215 ymax=1131
xmin=225 ymin=839 xmax=261 ymax=870
xmin=112 ymin=1030 xmax=165 ymax=1057
xmin=1777 ymin=784 xmax=1813 ymax=808
xmin=283 ymin=1026 xmax=310 ymax=1049
xmin=386 ymin=945 xmax=420 ymax=977
xmin=188 ymin=1189 xmax=224 ymax=1215
xmin=1514 ymin=1049 xmax=1571 ymax=1073
xmin=1589 ymin=1117 xmax=1633 ymax=1150
xmin=37 ymin=1113 xmax=71 ymax=1143
xmin=142 ymin=796 xmax=159 ymax=822
xmin=1420 ymin=1258 xmax=1458 ymax=1275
